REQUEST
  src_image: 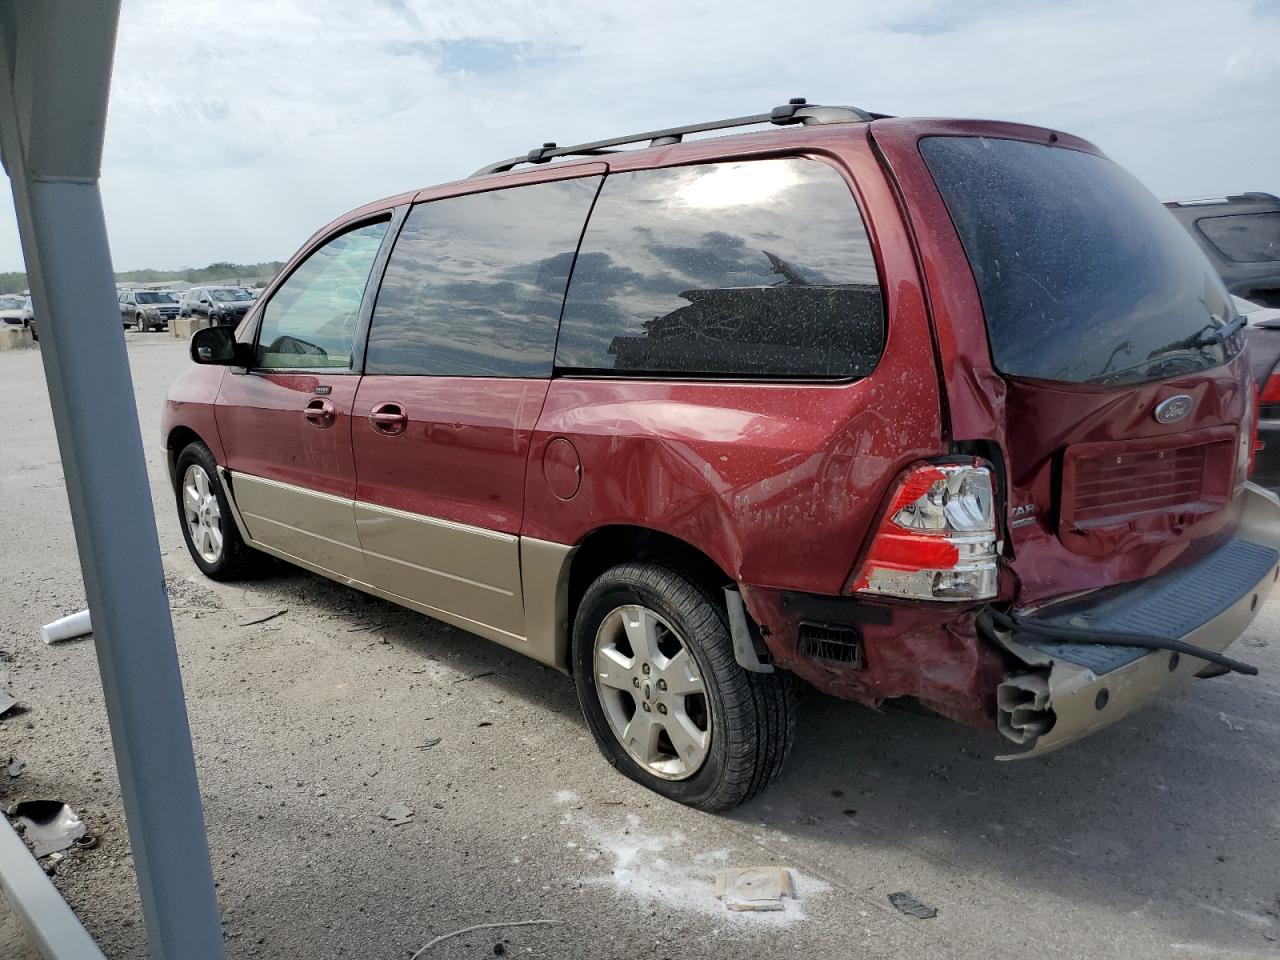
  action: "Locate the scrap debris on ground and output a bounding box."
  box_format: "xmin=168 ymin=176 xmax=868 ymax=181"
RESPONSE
xmin=40 ymin=608 xmax=92 ymax=644
xmin=888 ymin=891 xmax=938 ymax=920
xmin=452 ymin=670 xmax=496 ymax=684
xmin=237 ymin=608 xmax=288 ymax=627
xmin=7 ymin=799 xmax=91 ymax=858
xmin=714 ymin=867 xmax=797 ymax=912
xmin=409 ymin=919 xmax=563 ymax=958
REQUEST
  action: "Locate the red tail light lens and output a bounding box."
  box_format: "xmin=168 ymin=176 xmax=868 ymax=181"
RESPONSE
xmin=851 ymin=460 xmax=1000 ymax=601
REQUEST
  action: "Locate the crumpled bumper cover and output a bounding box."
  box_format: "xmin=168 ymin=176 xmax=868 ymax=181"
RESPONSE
xmin=989 ymin=482 xmax=1280 ymax=759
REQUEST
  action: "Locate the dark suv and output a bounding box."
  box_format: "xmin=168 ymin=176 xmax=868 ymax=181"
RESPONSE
xmin=162 ymin=101 xmax=1280 ymax=810
xmin=1165 ymin=193 xmax=1280 ymax=307
xmin=1167 ymin=195 xmax=1280 ymax=486
xmin=181 ymin=286 xmax=254 ymax=326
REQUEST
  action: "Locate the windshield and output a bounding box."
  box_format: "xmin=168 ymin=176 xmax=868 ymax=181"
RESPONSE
xmin=135 ymin=292 xmax=175 ymax=304
xmin=209 ymin=288 xmax=252 ymax=301
xmin=921 ymin=136 xmax=1239 ymax=386
xmin=0 ymin=295 xmax=23 ymax=310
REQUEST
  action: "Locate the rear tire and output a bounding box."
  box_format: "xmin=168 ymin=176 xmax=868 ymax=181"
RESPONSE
xmin=572 ymin=561 xmax=796 ymax=811
xmin=174 ymin=442 xmax=258 ymax=580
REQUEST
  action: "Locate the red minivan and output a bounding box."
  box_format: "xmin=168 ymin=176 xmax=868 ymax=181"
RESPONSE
xmin=163 ymin=101 xmax=1280 ymax=810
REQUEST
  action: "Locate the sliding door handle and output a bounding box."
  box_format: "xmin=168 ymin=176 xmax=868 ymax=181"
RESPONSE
xmin=369 ymin=401 xmax=408 ymax=437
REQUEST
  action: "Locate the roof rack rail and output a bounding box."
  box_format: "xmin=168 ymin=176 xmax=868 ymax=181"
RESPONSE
xmin=470 ymin=98 xmax=884 ymax=177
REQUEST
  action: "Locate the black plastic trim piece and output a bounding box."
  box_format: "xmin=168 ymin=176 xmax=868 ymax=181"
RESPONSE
xmin=797 ymin=621 xmax=863 ymax=667
xmin=777 ymin=591 xmax=893 ymax=626
xmin=979 ymin=607 xmax=1259 ymax=677
xmin=724 ymin=586 xmax=774 ymax=674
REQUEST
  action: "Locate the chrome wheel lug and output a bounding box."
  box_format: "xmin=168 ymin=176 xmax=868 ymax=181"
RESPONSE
xmin=656 ymin=679 xmax=667 ymax=691
xmin=641 ymin=662 xmax=651 ymax=676
xmin=656 ymin=703 xmax=667 ymax=715
xmin=641 ymin=701 xmax=651 ymax=712
xmin=632 ymin=676 xmax=640 ymax=689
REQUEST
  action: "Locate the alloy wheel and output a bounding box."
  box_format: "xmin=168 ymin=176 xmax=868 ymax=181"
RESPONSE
xmin=182 ymin=465 xmax=223 ymax=564
xmin=593 ymin=604 xmax=712 ymax=780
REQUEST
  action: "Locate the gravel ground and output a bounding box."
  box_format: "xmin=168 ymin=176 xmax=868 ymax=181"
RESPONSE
xmin=2 ymin=333 xmax=1279 ymax=959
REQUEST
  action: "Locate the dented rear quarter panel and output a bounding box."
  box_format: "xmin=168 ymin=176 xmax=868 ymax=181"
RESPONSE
xmin=522 ymin=127 xmax=947 ymax=598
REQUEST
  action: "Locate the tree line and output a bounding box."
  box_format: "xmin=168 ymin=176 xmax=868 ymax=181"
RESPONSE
xmin=0 ymin=260 xmax=286 ymax=295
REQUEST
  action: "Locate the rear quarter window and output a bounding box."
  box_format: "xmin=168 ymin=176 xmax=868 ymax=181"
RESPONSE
xmin=554 ymin=157 xmax=883 ymax=379
xmin=921 ymin=136 xmax=1238 ymax=386
xmin=1197 ymin=212 xmax=1280 ymax=264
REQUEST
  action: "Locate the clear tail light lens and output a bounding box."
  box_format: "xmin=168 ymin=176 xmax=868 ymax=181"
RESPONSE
xmin=851 ymin=460 xmax=1000 ymax=601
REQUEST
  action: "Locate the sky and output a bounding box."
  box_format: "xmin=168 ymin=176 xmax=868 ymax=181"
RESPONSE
xmin=1 ymin=0 xmax=1278 ymax=273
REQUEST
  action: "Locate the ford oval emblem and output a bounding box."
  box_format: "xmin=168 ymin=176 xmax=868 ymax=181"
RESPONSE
xmin=1154 ymin=394 xmax=1194 ymax=424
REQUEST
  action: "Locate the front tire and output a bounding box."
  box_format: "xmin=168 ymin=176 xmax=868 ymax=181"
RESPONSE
xmin=135 ymin=314 xmax=147 ymax=332
xmin=174 ymin=442 xmax=258 ymax=580
xmin=572 ymin=562 xmax=796 ymax=811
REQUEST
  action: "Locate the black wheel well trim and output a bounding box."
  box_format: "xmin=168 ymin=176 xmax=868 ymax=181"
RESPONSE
xmin=165 ymin=426 xmax=208 ymax=483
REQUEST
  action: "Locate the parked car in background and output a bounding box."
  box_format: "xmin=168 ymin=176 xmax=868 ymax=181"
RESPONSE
xmin=1237 ymin=295 xmax=1280 ymax=489
xmin=163 ymin=102 xmax=1280 ymax=810
xmin=1165 ymin=193 xmax=1280 ymax=307
xmin=21 ymin=296 xmax=36 ymax=340
xmin=119 ymin=289 xmax=180 ymax=331
xmin=180 ymin=286 xmax=254 ymax=326
xmin=0 ymin=294 xmax=25 ymax=327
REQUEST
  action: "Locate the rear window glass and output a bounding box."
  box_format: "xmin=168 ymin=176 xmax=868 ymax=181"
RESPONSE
xmin=368 ymin=176 xmax=602 ymax=377
xmin=555 ymin=158 xmax=883 ymax=379
xmin=921 ymin=136 xmax=1239 ymax=386
xmin=1197 ymin=212 xmax=1280 ymax=264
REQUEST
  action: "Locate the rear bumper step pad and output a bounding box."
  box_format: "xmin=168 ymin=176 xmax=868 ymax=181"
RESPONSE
xmin=1022 ymin=537 xmax=1278 ymax=675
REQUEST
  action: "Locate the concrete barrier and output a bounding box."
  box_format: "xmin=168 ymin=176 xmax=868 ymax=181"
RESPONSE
xmin=0 ymin=326 xmax=35 ymax=350
xmin=170 ymin=316 xmax=211 ymax=340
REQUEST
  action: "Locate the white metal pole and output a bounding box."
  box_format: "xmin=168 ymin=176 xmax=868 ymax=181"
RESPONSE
xmin=0 ymin=2 xmax=224 ymax=957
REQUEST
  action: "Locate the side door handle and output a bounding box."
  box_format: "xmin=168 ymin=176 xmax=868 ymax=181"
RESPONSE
xmin=303 ymin=396 xmax=336 ymax=428
xmin=369 ymin=401 xmax=408 ymax=437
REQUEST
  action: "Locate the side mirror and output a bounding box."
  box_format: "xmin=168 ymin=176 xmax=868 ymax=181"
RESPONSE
xmin=190 ymin=325 xmax=245 ymax=366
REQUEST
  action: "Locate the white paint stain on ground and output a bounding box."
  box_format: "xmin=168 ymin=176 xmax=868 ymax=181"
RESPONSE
xmin=553 ymin=795 xmax=827 ymax=926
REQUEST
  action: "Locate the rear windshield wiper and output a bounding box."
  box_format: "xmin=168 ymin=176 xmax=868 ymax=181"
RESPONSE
xmin=1157 ymin=314 xmax=1247 ymax=355
xmin=1198 ymin=314 xmax=1247 ymax=345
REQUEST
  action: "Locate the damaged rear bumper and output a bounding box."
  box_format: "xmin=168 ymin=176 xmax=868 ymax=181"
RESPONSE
xmin=990 ymin=483 xmax=1280 ymax=759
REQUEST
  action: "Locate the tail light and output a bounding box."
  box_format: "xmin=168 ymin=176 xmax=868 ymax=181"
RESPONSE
xmin=1259 ymin=371 xmax=1280 ymax=406
xmin=1246 ymin=379 xmax=1263 ymax=478
xmin=850 ymin=460 xmax=1000 ymax=601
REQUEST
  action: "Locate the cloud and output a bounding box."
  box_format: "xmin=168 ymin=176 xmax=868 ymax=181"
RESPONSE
xmin=0 ymin=0 xmax=1277 ymax=271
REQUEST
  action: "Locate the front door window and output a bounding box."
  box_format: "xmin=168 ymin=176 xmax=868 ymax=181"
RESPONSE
xmin=255 ymin=220 xmax=389 ymax=369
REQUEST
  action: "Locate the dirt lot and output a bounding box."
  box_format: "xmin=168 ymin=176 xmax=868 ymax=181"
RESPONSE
xmin=2 ymin=333 xmax=1279 ymax=959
